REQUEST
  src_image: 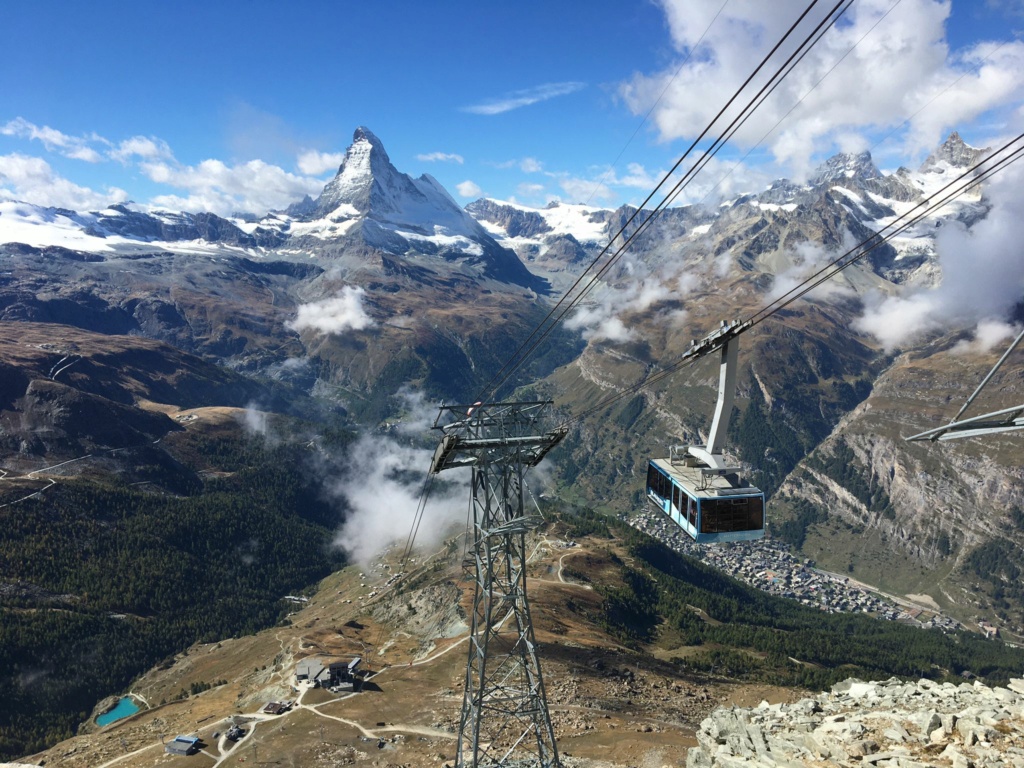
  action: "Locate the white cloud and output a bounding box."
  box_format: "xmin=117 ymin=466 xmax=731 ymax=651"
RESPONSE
xmin=517 ymin=182 xmax=546 ymax=197
xmin=330 ymin=433 xmax=469 ymax=565
xmin=237 ymin=403 xmax=276 ymax=444
xmin=0 ymin=117 xmax=106 ymax=163
xmin=566 ymin=258 xmax=691 ymax=342
xmin=463 ymin=81 xmax=586 ymax=115
xmin=950 ymin=319 xmax=1020 ymax=355
xmin=768 ymin=239 xmax=856 ymax=304
xmin=556 ymin=175 xmax=615 ymax=204
xmin=520 ymin=157 xmax=543 ymax=173
xmin=296 ymin=149 xmax=346 ymax=175
xmin=142 ymin=157 xmax=325 ymax=215
xmin=288 ymin=286 xmax=374 ymax=335
xmin=392 ymin=388 xmax=440 ymax=436
xmin=623 ymin=0 xmax=1024 ymax=177
xmin=416 ymin=152 xmax=464 ymax=164
xmin=456 ymin=180 xmax=483 ymax=198
xmin=0 ymin=153 xmax=126 ymax=209
xmin=110 ymin=135 xmax=173 ymax=164
xmin=854 ymin=162 xmax=1024 ymax=349
xmin=1 ymin=117 xmax=325 ymax=215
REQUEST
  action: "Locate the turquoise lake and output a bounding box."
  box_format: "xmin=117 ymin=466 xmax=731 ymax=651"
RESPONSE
xmin=96 ymin=697 xmax=139 ymax=726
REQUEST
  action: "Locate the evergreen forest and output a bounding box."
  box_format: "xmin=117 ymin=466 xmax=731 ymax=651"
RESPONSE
xmin=0 ymin=432 xmax=349 ymax=759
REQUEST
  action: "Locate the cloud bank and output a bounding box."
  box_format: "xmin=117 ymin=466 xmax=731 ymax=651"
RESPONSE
xmin=854 ymin=162 xmax=1024 ymax=350
xmin=331 ymin=432 xmax=468 ymax=565
xmin=623 ymin=0 xmax=1024 ymax=177
xmin=0 ymin=153 xmax=126 ymax=209
xmin=0 ymin=115 xmax=337 ymax=215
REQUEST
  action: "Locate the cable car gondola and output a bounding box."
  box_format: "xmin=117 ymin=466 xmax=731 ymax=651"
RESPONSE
xmin=645 ymin=321 xmax=765 ymax=543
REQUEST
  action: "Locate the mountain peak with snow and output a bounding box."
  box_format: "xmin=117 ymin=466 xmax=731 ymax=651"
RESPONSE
xmin=919 ymin=131 xmax=990 ymax=173
xmin=310 ymin=126 xmax=405 ymax=218
xmin=295 ymin=128 xmax=546 ymax=290
xmin=811 ymin=151 xmax=880 ymax=186
xmin=306 ymin=126 xmax=474 ymax=234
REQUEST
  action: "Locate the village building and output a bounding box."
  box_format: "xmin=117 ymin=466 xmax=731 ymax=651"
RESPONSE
xmin=164 ymin=735 xmax=200 ymax=756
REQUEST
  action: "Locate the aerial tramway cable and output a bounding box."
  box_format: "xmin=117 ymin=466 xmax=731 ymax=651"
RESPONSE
xmin=562 ymin=132 xmax=1024 ymax=427
xmin=474 ymin=0 xmax=845 ymax=404
xmin=688 ymin=0 xmax=905 ymax=209
xmin=745 ymin=132 xmax=1024 ymax=327
xmin=570 ymin=0 xmax=855 ymax=310
xmin=580 ymin=0 xmax=732 ymax=210
xmin=395 ymin=0 xmax=845 ymax=569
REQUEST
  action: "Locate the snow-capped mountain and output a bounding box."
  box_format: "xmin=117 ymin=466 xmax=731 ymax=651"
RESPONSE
xmin=280 ymin=127 xmax=543 ymax=289
xmin=466 ymin=132 xmax=990 ymax=293
xmin=0 ymin=127 xmax=544 ymax=290
xmin=0 ymin=200 xmax=285 ymax=254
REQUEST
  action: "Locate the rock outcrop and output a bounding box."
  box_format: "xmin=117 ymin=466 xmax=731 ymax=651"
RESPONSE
xmin=688 ymin=676 xmax=1024 ymax=767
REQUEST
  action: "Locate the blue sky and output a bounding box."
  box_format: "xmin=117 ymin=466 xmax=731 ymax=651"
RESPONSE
xmin=1 ymin=0 xmax=1022 ymax=216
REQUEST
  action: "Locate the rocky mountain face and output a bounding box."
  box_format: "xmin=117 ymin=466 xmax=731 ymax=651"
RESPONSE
xmin=922 ymin=130 xmax=991 ymax=173
xmin=0 ymin=127 xmax=1016 ymax=635
xmin=0 ymin=322 xmax=283 ymax=461
xmin=0 ymin=128 xmax=569 ymax=423
xmin=468 ymin=133 xmax=1019 ymax=634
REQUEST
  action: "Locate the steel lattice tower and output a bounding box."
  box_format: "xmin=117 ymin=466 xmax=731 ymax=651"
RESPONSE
xmin=430 ymin=401 xmax=565 ymax=768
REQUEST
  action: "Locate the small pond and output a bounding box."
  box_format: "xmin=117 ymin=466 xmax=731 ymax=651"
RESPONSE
xmin=96 ymin=696 xmax=140 ymax=726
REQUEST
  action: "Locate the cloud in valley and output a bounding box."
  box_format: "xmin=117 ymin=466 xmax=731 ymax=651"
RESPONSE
xmin=854 ymin=163 xmax=1024 ymax=350
xmin=768 ymin=239 xmax=857 ymax=304
xmin=331 ymin=432 xmax=469 ymax=565
xmin=622 ymin=0 xmax=1024 ymax=177
xmin=566 ymin=259 xmax=695 ymax=342
xmin=950 ymin=319 xmax=1021 ymax=355
xmin=289 ymin=286 xmax=374 ymax=335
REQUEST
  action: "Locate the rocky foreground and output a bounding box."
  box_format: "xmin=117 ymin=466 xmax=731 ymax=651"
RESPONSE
xmin=689 ymin=677 xmax=1024 ymax=768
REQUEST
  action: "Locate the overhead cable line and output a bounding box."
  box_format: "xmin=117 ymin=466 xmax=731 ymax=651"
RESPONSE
xmin=745 ymin=131 xmax=1024 ymax=327
xmin=691 ymin=0 xmax=904 ymax=207
xmin=562 ymin=132 xmax=1024 ymax=426
xmin=702 ymin=18 xmax=1015 ymax=209
xmin=399 ymin=472 xmax=436 ymax=564
xmin=475 ymin=0 xmax=847 ymax=404
xmin=572 ymin=0 xmax=854 ymax=306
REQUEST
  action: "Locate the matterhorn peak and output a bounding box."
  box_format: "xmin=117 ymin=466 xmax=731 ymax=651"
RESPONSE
xmin=351 ymin=126 xmax=388 ymax=159
xmin=310 ymin=126 xmax=404 ymax=218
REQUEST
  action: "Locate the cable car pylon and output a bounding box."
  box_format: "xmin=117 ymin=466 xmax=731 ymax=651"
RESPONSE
xmin=430 ymin=400 xmax=566 ymax=768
